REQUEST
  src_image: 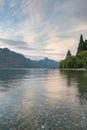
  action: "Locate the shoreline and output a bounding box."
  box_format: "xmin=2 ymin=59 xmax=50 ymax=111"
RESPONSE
xmin=59 ymin=68 xmax=87 ymax=71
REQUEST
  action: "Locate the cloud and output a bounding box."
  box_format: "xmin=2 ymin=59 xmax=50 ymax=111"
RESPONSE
xmin=20 ymin=0 xmax=47 ymax=23
xmin=73 ymin=0 xmax=87 ymax=23
xmin=0 ymin=0 xmax=87 ymax=60
xmin=0 ymin=38 xmax=37 ymax=57
xmin=9 ymin=0 xmax=17 ymax=7
xmin=54 ymin=0 xmax=72 ymax=12
xmin=0 ymin=38 xmax=29 ymax=48
xmin=0 ymin=38 xmax=33 ymax=52
xmin=68 ymin=24 xmax=87 ymax=34
xmin=0 ymin=0 xmax=4 ymax=9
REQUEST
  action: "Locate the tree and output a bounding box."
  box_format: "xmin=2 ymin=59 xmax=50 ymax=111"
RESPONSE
xmin=77 ymin=34 xmax=84 ymax=54
xmin=59 ymin=34 xmax=87 ymax=69
xmin=59 ymin=56 xmax=76 ymax=68
xmin=84 ymin=40 xmax=87 ymax=50
xmin=66 ymin=50 xmax=71 ymax=58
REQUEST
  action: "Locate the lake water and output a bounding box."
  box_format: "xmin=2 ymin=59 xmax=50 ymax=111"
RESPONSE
xmin=0 ymin=69 xmax=87 ymax=130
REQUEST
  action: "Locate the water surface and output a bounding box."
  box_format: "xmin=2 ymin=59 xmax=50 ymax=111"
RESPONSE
xmin=0 ymin=69 xmax=87 ymax=130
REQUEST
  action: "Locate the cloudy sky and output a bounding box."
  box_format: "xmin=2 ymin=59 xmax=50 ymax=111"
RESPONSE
xmin=0 ymin=0 xmax=87 ymax=61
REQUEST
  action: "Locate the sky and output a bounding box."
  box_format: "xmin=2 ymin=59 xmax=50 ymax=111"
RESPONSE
xmin=0 ymin=0 xmax=87 ymax=61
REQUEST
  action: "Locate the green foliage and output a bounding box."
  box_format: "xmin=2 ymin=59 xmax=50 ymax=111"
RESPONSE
xmin=77 ymin=34 xmax=84 ymax=54
xmin=66 ymin=50 xmax=71 ymax=57
xmin=77 ymin=51 xmax=87 ymax=58
xmin=84 ymin=40 xmax=87 ymax=50
xmin=76 ymin=51 xmax=87 ymax=68
xmin=60 ymin=51 xmax=87 ymax=69
xmin=59 ymin=34 xmax=87 ymax=69
xmin=59 ymin=56 xmax=76 ymax=68
xmin=77 ymin=34 xmax=87 ymax=54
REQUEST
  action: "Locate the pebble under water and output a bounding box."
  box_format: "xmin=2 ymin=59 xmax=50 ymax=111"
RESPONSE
xmin=0 ymin=69 xmax=87 ymax=130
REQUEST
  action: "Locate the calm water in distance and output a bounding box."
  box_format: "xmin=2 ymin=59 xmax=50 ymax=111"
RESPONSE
xmin=0 ymin=69 xmax=87 ymax=130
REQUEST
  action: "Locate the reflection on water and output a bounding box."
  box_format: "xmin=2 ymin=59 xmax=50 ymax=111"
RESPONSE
xmin=0 ymin=69 xmax=87 ymax=130
xmin=60 ymin=70 xmax=87 ymax=99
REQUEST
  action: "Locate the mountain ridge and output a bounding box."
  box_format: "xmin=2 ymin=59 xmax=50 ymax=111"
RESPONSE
xmin=0 ymin=48 xmax=59 ymax=68
xmin=33 ymin=57 xmax=59 ymax=68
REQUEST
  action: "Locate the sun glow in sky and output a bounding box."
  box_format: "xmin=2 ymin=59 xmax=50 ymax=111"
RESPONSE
xmin=0 ymin=0 xmax=87 ymax=61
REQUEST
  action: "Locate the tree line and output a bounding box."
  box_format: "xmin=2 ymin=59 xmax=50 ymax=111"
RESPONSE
xmin=59 ymin=34 xmax=87 ymax=68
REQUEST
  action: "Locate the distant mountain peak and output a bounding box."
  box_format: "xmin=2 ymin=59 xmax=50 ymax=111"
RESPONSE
xmin=0 ymin=47 xmax=34 ymax=68
xmin=33 ymin=57 xmax=59 ymax=68
xmin=44 ymin=57 xmax=48 ymax=59
xmin=3 ymin=48 xmax=10 ymax=51
xmin=0 ymin=48 xmax=59 ymax=68
xmin=44 ymin=57 xmax=49 ymax=61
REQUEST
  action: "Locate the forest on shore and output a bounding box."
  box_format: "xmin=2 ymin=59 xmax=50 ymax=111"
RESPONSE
xmin=59 ymin=34 xmax=87 ymax=68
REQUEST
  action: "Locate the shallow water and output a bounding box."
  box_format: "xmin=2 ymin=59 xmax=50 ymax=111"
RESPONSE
xmin=0 ymin=69 xmax=87 ymax=130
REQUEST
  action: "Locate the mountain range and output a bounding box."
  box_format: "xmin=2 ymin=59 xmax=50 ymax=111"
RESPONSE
xmin=33 ymin=57 xmax=58 ymax=68
xmin=0 ymin=48 xmax=59 ymax=68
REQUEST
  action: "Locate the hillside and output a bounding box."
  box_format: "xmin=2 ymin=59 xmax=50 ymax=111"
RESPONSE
xmin=0 ymin=48 xmax=59 ymax=68
xmin=0 ymin=48 xmax=34 ymax=68
xmin=33 ymin=57 xmax=59 ymax=68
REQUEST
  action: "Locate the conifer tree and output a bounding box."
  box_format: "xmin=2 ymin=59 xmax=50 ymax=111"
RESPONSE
xmin=77 ymin=34 xmax=84 ymax=54
xmin=66 ymin=49 xmax=71 ymax=58
xmin=84 ymin=40 xmax=87 ymax=50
